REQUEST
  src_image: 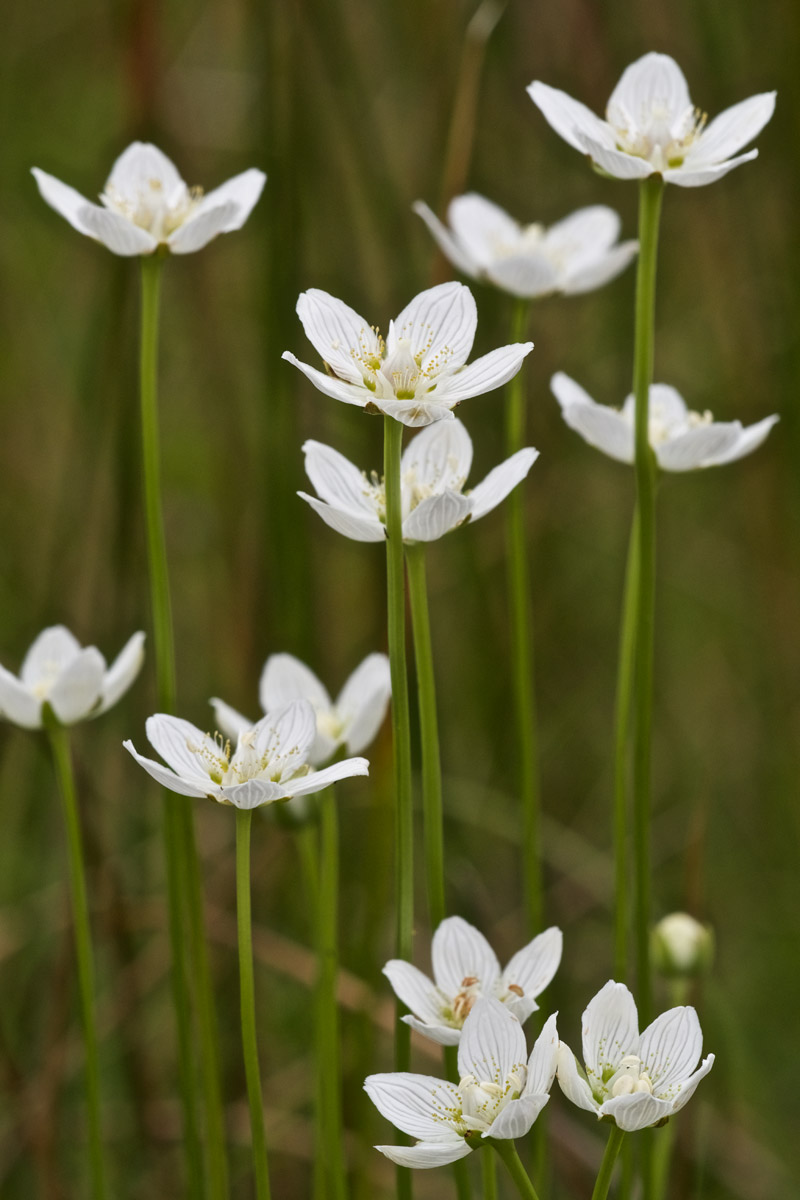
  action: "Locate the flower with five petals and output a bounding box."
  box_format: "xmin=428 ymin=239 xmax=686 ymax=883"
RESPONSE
xmin=557 ymin=980 xmax=714 ymax=1131
xmin=414 ymin=195 xmax=637 ymax=298
xmin=529 ymin=52 xmax=775 ymax=187
xmin=33 ymin=142 xmax=265 ymax=256
xmin=282 ymin=282 xmax=533 ymax=427
xmin=365 ymin=997 xmax=558 ymax=1168
xmin=383 ymin=915 xmax=562 ymax=1046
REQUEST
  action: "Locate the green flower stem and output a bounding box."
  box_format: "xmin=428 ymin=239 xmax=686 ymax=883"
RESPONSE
xmin=405 ymin=542 xmax=446 ymax=930
xmin=491 ymin=1139 xmax=541 ymax=1200
xmin=47 ymin=723 xmax=108 ymax=1200
xmin=591 ymin=1126 xmax=626 ymax=1200
xmin=481 ymin=1146 xmax=499 ymax=1200
xmin=504 ymin=298 xmax=541 ymax=933
xmin=613 ymin=507 xmax=641 ymax=981
xmin=444 ymin=1047 xmax=473 ymax=1200
xmin=139 ymin=255 xmax=227 ymax=1198
xmin=383 ymin=414 xmax=415 ymax=1200
xmin=631 ymin=177 xmax=664 ymax=1025
xmin=236 ymin=809 xmax=272 ymax=1200
xmin=315 ymin=788 xmax=348 ymax=1200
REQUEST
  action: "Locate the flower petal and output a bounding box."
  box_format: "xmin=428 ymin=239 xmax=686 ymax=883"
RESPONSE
xmin=670 ymin=1053 xmax=714 ymax=1114
xmin=457 ymin=996 xmax=527 ymax=1083
xmin=441 ymin=343 xmax=534 ymax=405
xmin=404 ymin=1015 xmax=462 ymax=1046
xmin=374 ymin=1140 xmax=472 ymax=1168
xmin=391 ymin=282 xmax=477 ymax=372
xmin=168 ymin=201 xmax=239 ymax=253
xmin=525 ymin=1012 xmax=560 ymax=1096
xmin=552 ymin=373 xmax=634 ymax=463
xmin=446 ymin=194 xmax=520 ymax=269
xmin=412 ymin=200 xmax=479 ymax=277
xmin=259 ymin=653 xmax=331 ymax=715
xmin=106 ymin=142 xmax=183 ymax=196
xmin=21 ymin=625 xmax=82 ymax=687
xmin=468 ymin=448 xmax=538 ymax=523
xmin=502 ymin=927 xmax=563 ymax=1000
xmin=251 ymin=699 xmax=317 ymax=769
xmin=299 ymin=492 xmax=386 ymax=542
xmin=97 ymin=631 xmax=145 ymax=714
xmin=686 ymin=92 xmax=776 ymax=166
xmin=576 ymin=135 xmax=655 ymax=180
xmin=708 ymin=414 xmax=779 ymax=465
xmin=335 ymin=653 xmax=392 ymax=755
xmin=210 ymin=697 xmax=253 ymax=741
xmin=219 ymin=779 xmax=287 ymax=809
xmin=401 ymin=418 xmax=473 ymax=493
xmin=31 ymin=169 xmax=95 ymax=236
xmin=607 ymin=53 xmax=691 ymax=131
xmin=655 ymin=423 xmax=743 ymax=471
xmin=282 ymin=352 xmax=369 ymax=406
xmin=562 ymin=240 xmax=639 ymax=295
xmin=364 ymin=1072 xmax=462 ymax=1140
xmin=663 ymin=149 xmax=759 ymax=187
xmin=545 ymin=205 xmax=622 ymax=258
xmin=600 ymin=1092 xmax=672 ymax=1132
xmin=296 ymin=289 xmax=381 ymax=385
xmin=189 ymin=168 xmax=266 ymax=230
xmin=485 ymin=254 xmax=559 ymax=299
xmin=527 ymin=82 xmax=617 ymax=154
xmin=49 ymin=647 xmax=106 ymax=724
xmin=302 ymin=440 xmax=381 ymax=517
xmin=403 ymin=491 xmax=472 ymax=542
xmin=374 ymin=398 xmax=458 ymax=428
xmin=556 ymin=1042 xmax=598 ymax=1114
xmin=487 ymin=1093 xmax=549 ymax=1140
xmin=582 ymin=981 xmax=639 ymax=1081
xmin=285 ymin=756 xmax=369 ymax=796
xmin=145 ymin=713 xmax=223 ymax=782
xmin=432 ymin=916 xmax=501 ymax=995
xmin=0 ymin=666 xmax=42 ymax=729
xmin=77 ymin=204 xmax=159 ymax=255
xmin=383 ymin=960 xmax=442 ymax=1025
xmin=639 ymin=1006 xmax=703 ymax=1095
xmin=123 ymin=740 xmax=210 ymax=798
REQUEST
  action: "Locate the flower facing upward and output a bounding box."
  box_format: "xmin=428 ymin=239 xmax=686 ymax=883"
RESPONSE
xmin=383 ymin=915 xmax=562 ymax=1046
xmin=557 ymin=981 xmax=714 ymax=1131
xmin=299 ymin=418 xmax=538 ymax=544
xmin=282 ymin=282 xmax=533 ymax=427
xmin=211 ymin=651 xmax=391 ymax=768
xmin=0 ymin=625 xmax=145 ymax=729
xmin=529 ymin=52 xmax=775 ymax=187
xmin=32 ymin=142 xmax=266 ymax=256
xmin=414 ymin=195 xmax=637 ymax=298
xmin=552 ymin=373 xmax=778 ymax=471
xmin=124 ymin=699 xmax=368 ymax=810
xmin=365 ymin=998 xmax=558 ymax=1168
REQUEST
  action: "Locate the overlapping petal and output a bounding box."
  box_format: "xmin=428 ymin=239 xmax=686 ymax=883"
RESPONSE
xmin=335 ymin=653 xmax=391 ymax=754
xmin=296 ymin=290 xmax=382 ymax=385
xmin=364 ymin=1073 xmax=462 ymax=1141
xmin=390 ymin=282 xmax=477 ymax=371
xmin=582 ymin=981 xmax=639 ymax=1081
xmin=401 ymin=418 xmax=473 ymax=493
xmin=447 ymin=194 xmax=521 ymax=269
xmin=433 ymin=917 xmax=501 ymax=996
xmin=527 ymin=82 xmax=616 ymax=153
xmin=48 ymin=648 xmax=106 ymax=724
xmin=501 ymin=928 xmax=563 ymax=1002
xmin=457 ymin=996 xmax=526 ymax=1084
xmin=402 ymin=491 xmax=472 ymax=542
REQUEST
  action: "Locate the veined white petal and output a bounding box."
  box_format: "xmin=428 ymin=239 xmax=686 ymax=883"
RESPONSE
xmin=145 ymin=713 xmax=223 ymax=782
xmin=440 ymin=343 xmax=534 ymax=404
xmin=49 ymin=647 xmax=106 ymax=724
xmin=374 ymin=1140 xmax=472 ymax=1169
xmin=364 ymin=1073 xmax=462 ymax=1140
xmin=487 ymin=1093 xmax=549 ymax=1140
xmin=282 ymin=352 xmax=369 ymax=407
xmin=468 ymin=448 xmax=538 ymax=523
xmin=400 ymin=418 xmax=473 ymax=493
xmin=412 ymin=200 xmax=479 ymax=278
xmin=286 ymin=756 xmax=369 ymax=796
xmin=373 ymin=398 xmax=457 ymax=428
xmin=503 ymin=993 xmax=538 ymax=1025
xmin=77 ymin=205 xmax=159 ymax=255
xmin=302 ymin=440 xmax=382 ymax=517
xmin=259 ymin=653 xmax=331 ymax=716
xmin=607 ymin=52 xmax=691 ymax=130
xmin=630 ymin=383 xmax=688 ymax=427
xmin=485 ymin=254 xmax=558 ymax=299
xmin=189 ymin=168 xmax=266 ymax=230
xmin=446 ymin=193 xmax=520 ymax=269
xmin=576 ymin=135 xmax=655 ymax=180
xmin=600 ymin=1091 xmax=672 ymax=1132
xmin=299 ymin=492 xmax=386 ymax=542
xmin=432 ymin=916 xmax=501 ymax=995
xmin=556 ymin=1042 xmax=598 ymax=1114
xmin=391 ymin=282 xmax=477 ymax=372
xmin=404 ymin=1015 xmax=462 ymax=1046
xmin=97 ymin=631 xmax=145 ymax=714
xmin=655 ymin=423 xmax=742 ymax=471
xmin=582 ymin=981 xmax=639 ymax=1081
xmin=210 ymin=697 xmax=253 ymax=741
xmin=502 ymin=927 xmax=563 ymax=1000
xmin=106 ymin=142 xmax=183 ymax=198
xmin=639 ymin=1006 xmax=703 ymax=1095
xmin=31 ymin=169 xmax=95 ymax=236
xmin=0 ymin=666 xmax=42 ymax=729
xmin=21 ymin=625 xmax=82 ymax=687
xmin=525 ymin=1012 xmax=560 ymax=1096
xmin=123 ymin=740 xmax=211 ymax=798
xmin=527 ymin=81 xmax=617 ymax=154
xmin=296 ymin=289 xmax=381 ymax=386
xmin=709 ymin=414 xmax=778 ymax=465
xmin=552 ymin=373 xmax=634 ymax=463
xmin=383 ymin=960 xmax=442 ymax=1025
xmin=168 ymin=201 xmax=239 ymax=253
xmin=403 ymin=491 xmax=472 ymax=542
xmin=562 ymin=240 xmax=639 ymax=295
xmin=335 ymin=653 xmax=391 ymax=754
xmin=219 ymin=779 xmax=287 ymax=809
xmin=251 ymin=699 xmax=317 ymax=769
xmin=544 ymin=205 xmax=621 ymax=259
xmin=685 ymin=92 xmax=776 ymax=166
xmin=669 ymin=1053 xmax=714 ymax=1113
xmin=663 ymin=149 xmax=758 ymax=187
xmin=457 ymin=997 xmax=527 ymax=1083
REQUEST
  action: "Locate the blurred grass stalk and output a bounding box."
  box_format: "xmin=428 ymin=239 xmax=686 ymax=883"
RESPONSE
xmin=138 ymin=256 xmax=228 ymax=1198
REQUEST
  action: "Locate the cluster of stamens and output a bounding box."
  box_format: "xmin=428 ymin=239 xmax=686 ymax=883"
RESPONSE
xmin=609 ymin=103 xmax=707 ymax=169
xmin=103 ymin=178 xmax=203 ymax=239
xmin=607 ymin=1054 xmax=654 ymax=1098
xmin=452 ymin=975 xmax=481 ymax=1022
xmin=457 ymin=1063 xmax=526 ymax=1132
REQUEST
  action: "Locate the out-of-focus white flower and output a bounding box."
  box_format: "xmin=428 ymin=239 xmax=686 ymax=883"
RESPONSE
xmin=529 ymin=52 xmax=775 ymax=188
xmin=282 ymin=282 xmax=533 ymax=427
xmin=552 ymin=373 xmax=778 ymax=471
xmin=365 ymin=998 xmax=558 ymax=1168
xmin=652 ymin=913 xmax=714 ymax=978
xmin=211 ymin=651 xmax=391 ymax=768
xmin=32 ymin=142 xmax=266 ymax=256
xmin=414 ymin=195 xmax=637 ymax=298
xmin=299 ymin=418 xmax=538 ymax=544
xmin=557 ymin=980 xmax=714 ymax=1131
xmin=0 ymin=626 xmax=145 ymax=729
xmin=124 ymin=700 xmax=368 ymax=810
xmin=383 ymin=915 xmax=562 ymax=1046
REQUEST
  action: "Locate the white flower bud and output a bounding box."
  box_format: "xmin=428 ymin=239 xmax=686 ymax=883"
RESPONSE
xmin=652 ymin=912 xmax=714 ymax=978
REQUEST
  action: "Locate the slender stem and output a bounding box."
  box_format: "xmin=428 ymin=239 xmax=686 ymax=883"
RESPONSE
xmin=650 ymin=978 xmax=688 ymax=1200
xmin=236 ymin=810 xmax=272 ymax=1200
xmin=444 ymin=1047 xmax=473 ymax=1200
xmin=592 ymin=1127 xmax=626 ymax=1200
xmin=491 ymin=1139 xmax=541 ymax=1200
xmin=613 ymin=507 xmax=641 ymax=981
xmin=631 ymin=177 xmax=664 ymax=1026
xmin=383 ymin=414 xmax=415 ymax=1200
xmin=315 ymin=788 xmax=348 ymax=1200
xmin=481 ymin=1147 xmax=499 ymax=1200
xmin=406 ymin=543 xmax=446 ymax=929
xmin=47 ymin=724 xmax=108 ymax=1200
xmin=504 ymin=298 xmax=541 ymax=933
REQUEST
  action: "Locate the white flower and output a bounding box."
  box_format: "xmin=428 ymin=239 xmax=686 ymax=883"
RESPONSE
xmin=299 ymin=418 xmax=538 ymax=544
xmin=124 ymin=700 xmax=369 ymax=810
xmin=652 ymin=913 xmax=714 ymax=978
xmin=529 ymin=52 xmax=776 ymax=187
xmin=0 ymin=625 xmax=145 ymax=730
xmin=383 ymin=915 xmax=562 ymax=1046
xmin=211 ymin=651 xmax=391 ymax=768
xmin=282 ymin=282 xmax=533 ymax=427
xmin=365 ymin=998 xmax=558 ymax=1167
xmin=414 ymin=195 xmax=638 ymax=298
xmin=32 ymin=142 xmax=266 ymax=256
xmin=557 ymin=980 xmax=714 ymax=1131
xmin=552 ymin=373 xmax=778 ymax=471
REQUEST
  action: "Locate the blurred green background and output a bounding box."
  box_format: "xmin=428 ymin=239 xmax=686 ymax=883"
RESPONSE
xmin=1 ymin=0 xmax=798 ymax=1195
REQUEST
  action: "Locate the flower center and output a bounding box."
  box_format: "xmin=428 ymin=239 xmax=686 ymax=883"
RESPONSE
xmin=608 ymin=101 xmax=706 ymax=170
xmin=457 ymin=1064 xmax=527 ymax=1132
xmin=608 ymin=1055 xmax=654 ymax=1098
xmin=103 ymin=179 xmax=202 ymax=240
xmin=452 ymin=975 xmax=481 ymax=1023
